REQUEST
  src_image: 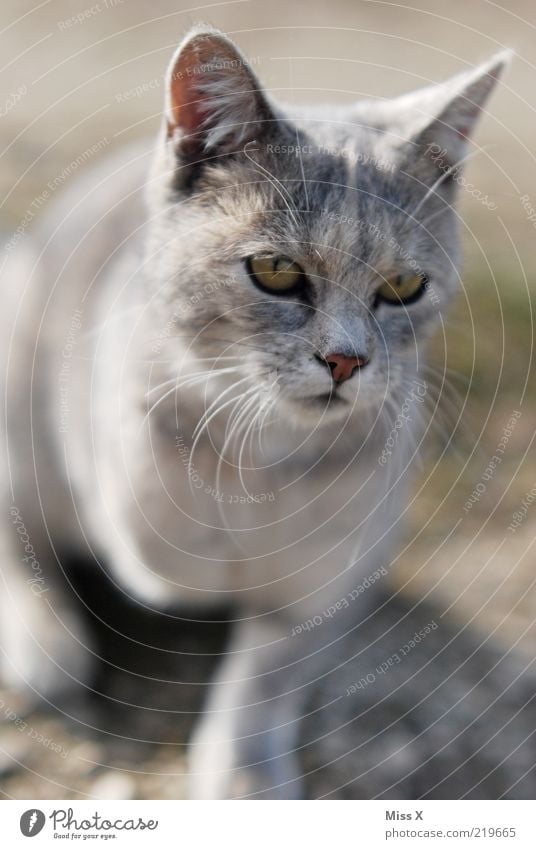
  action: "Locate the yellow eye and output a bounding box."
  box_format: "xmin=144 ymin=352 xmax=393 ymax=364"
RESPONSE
xmin=376 ymin=272 xmax=426 ymax=305
xmin=247 ymin=255 xmax=305 ymax=293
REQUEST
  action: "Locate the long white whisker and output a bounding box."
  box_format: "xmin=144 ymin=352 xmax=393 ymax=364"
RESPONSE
xmin=227 ymin=394 xmax=261 ymax=497
xmin=211 ymin=389 xmax=257 ymax=508
xmin=192 ymin=375 xmax=250 ymax=442
xmin=146 ymin=366 xmax=242 ymax=398
xmin=224 ymin=386 xmax=255 ymax=443
xmin=210 ymin=390 xmax=260 ymax=558
xmin=188 ymin=356 xmax=244 ymax=361
xmin=229 ymin=393 xmax=260 ymax=456
xmin=237 ymin=395 xmax=264 ymax=497
xmin=257 ymin=377 xmax=281 ymax=453
xmin=188 ymin=389 xmax=254 ymax=495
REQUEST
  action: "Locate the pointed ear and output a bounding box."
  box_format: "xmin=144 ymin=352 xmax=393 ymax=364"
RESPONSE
xmin=399 ymin=50 xmax=511 ymax=175
xmin=164 ymin=26 xmax=272 ymax=162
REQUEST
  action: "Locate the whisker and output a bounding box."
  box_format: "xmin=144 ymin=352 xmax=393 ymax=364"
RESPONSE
xmin=187 ymin=389 xmax=253 ymax=496
xmin=157 ymin=334 xmax=273 ymax=357
xmin=237 ymin=396 xmax=263 ymax=497
xmin=192 ymin=375 xmax=250 ymax=442
xmin=145 ymin=366 xmax=241 ymax=398
xmin=190 ymin=384 xmax=260 ymax=502
xmin=257 ymin=377 xmax=281 ymax=453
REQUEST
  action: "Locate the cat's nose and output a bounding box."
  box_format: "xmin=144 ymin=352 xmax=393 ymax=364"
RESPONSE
xmin=315 ymin=351 xmax=369 ymax=383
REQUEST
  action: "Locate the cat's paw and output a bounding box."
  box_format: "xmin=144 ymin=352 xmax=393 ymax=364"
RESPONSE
xmin=188 ymin=718 xmax=304 ymax=799
xmin=225 ymin=764 xmax=304 ymax=800
xmin=189 ymin=759 xmax=303 ymax=800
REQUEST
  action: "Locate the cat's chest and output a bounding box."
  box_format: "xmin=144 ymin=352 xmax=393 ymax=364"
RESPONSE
xmin=116 ymin=419 xmax=394 ymax=608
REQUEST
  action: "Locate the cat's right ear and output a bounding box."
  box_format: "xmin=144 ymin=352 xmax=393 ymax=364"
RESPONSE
xmin=164 ymin=27 xmax=272 ymax=167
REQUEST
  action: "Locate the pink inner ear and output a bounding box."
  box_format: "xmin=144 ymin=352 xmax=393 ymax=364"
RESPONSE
xmin=167 ymin=35 xmax=238 ymax=138
xmin=167 ymin=41 xmax=203 ymax=135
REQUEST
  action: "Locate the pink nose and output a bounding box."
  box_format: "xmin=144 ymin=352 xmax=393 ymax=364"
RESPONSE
xmin=323 ymin=352 xmax=369 ymax=383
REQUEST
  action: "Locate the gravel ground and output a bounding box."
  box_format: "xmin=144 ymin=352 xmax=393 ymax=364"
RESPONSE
xmin=0 ymin=564 xmax=231 ymax=799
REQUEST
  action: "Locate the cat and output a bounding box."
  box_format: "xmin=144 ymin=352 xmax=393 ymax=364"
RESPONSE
xmin=0 ymin=25 xmax=508 ymax=799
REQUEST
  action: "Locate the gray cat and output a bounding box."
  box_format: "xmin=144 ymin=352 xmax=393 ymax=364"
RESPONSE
xmin=0 ymin=26 xmax=508 ymax=798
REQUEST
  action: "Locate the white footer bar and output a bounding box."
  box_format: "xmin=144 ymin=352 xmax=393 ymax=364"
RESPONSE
xmin=1 ymin=799 xmax=534 ymax=848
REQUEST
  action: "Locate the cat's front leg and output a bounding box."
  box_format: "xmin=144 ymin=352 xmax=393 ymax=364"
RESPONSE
xmin=188 ymin=615 xmax=310 ymax=800
xmin=0 ymin=526 xmax=94 ymax=707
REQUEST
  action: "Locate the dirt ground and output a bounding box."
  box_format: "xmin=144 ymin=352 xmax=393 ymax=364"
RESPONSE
xmin=0 ymin=0 xmax=535 ymax=799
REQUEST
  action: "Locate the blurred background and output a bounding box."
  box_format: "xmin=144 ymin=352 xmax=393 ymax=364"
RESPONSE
xmin=0 ymin=0 xmax=534 ymax=799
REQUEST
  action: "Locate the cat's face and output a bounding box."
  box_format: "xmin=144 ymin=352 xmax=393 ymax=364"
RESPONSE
xmin=147 ymin=27 xmax=506 ymax=430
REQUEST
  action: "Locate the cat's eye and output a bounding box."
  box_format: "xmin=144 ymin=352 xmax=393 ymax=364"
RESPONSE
xmin=247 ymin=255 xmax=305 ymax=294
xmin=375 ymin=272 xmax=427 ymax=306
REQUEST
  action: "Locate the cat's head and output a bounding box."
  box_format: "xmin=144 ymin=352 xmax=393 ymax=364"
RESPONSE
xmin=147 ymin=26 xmax=508 ymax=429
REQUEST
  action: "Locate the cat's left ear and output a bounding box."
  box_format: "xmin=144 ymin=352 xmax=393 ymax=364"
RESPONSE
xmin=164 ymin=26 xmax=273 ymax=162
xmin=402 ymin=50 xmax=511 ymax=173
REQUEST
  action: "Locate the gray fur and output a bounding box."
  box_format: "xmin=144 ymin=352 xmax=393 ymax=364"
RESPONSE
xmin=0 ymin=27 xmax=509 ymax=798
